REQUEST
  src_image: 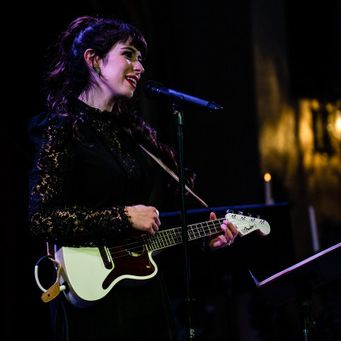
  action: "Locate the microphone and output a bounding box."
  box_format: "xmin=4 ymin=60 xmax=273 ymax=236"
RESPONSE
xmin=143 ymin=80 xmax=223 ymax=111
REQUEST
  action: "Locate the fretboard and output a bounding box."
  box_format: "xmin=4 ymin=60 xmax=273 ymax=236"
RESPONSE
xmin=143 ymin=218 xmax=225 ymax=251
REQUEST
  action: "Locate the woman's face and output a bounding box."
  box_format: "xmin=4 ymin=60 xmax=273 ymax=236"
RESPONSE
xmin=98 ymin=39 xmax=145 ymax=98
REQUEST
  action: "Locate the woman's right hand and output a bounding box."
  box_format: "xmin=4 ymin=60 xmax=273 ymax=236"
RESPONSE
xmin=125 ymin=205 xmax=161 ymax=235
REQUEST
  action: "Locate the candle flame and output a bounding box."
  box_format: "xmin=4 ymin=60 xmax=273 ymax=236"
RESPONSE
xmin=264 ymin=172 xmax=272 ymax=182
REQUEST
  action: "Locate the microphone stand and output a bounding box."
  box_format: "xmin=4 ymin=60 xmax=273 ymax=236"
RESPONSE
xmin=171 ymin=103 xmax=195 ymax=340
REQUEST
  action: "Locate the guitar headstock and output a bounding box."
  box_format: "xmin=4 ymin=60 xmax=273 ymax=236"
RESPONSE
xmin=225 ymin=212 xmax=271 ymax=236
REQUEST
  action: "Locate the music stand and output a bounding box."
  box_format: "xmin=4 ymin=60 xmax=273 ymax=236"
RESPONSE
xmin=250 ymin=242 xmax=341 ymax=341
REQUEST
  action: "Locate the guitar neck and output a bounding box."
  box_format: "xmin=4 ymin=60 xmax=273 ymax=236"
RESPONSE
xmin=143 ymin=218 xmax=225 ymax=252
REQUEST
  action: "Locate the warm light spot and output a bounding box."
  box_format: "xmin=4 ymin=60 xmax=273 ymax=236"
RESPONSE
xmin=326 ymin=103 xmax=333 ymax=112
xmin=336 ymin=111 xmax=341 ymax=138
xmin=311 ymin=99 xmax=319 ymax=111
xmin=264 ymin=172 xmax=272 ymax=182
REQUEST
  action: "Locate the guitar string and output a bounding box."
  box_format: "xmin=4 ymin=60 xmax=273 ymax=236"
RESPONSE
xmin=93 ymin=216 xmax=266 ymax=260
xmin=106 ymin=217 xmax=264 ymax=258
xmin=107 ymin=218 xmax=225 ymax=249
xmin=108 ymin=219 xmax=260 ymax=259
xmin=104 ymin=217 xmax=264 ymax=261
xmin=110 ymin=216 xmax=263 ymax=253
xmin=107 ymin=224 xmax=222 ymax=258
xmin=106 ymin=218 xmax=226 ymax=259
xmin=104 ymin=223 xmax=223 ymax=261
xmin=105 ymin=217 xmax=265 ymax=260
xmin=106 ymin=214 xmax=262 ymax=255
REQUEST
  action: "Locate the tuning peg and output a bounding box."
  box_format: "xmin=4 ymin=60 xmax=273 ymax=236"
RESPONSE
xmin=237 ymin=211 xmax=243 ymax=215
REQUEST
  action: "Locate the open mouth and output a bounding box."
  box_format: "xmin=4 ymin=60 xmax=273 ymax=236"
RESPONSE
xmin=125 ymin=76 xmax=138 ymax=89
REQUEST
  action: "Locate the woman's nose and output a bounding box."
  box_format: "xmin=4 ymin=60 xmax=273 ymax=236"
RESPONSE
xmin=134 ymin=60 xmax=145 ymax=74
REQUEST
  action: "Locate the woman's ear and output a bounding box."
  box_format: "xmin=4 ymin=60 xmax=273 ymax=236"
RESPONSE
xmin=83 ymin=49 xmax=101 ymax=74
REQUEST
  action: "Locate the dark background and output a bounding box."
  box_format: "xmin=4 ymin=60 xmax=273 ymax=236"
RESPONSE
xmin=5 ymin=0 xmax=341 ymax=340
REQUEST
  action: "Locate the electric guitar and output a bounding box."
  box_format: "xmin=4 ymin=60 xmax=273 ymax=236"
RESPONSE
xmin=54 ymin=212 xmax=270 ymax=308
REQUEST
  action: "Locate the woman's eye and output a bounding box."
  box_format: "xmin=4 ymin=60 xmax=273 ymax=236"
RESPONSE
xmin=123 ymin=51 xmax=133 ymax=59
xmin=123 ymin=50 xmax=143 ymax=65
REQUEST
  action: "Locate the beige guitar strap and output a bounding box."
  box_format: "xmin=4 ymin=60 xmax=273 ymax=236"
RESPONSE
xmin=139 ymin=144 xmax=209 ymax=208
xmin=40 ymin=260 xmax=63 ymax=303
xmin=34 ymin=242 xmax=66 ymax=303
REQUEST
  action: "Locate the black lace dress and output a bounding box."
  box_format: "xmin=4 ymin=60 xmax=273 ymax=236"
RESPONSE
xmin=28 ymin=100 xmax=177 ymax=340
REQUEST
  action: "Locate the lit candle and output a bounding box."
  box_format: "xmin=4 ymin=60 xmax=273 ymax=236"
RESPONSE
xmin=264 ymin=172 xmax=274 ymax=205
xmin=308 ymin=205 xmax=320 ymax=253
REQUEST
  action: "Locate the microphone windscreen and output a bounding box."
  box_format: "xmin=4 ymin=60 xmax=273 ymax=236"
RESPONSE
xmin=143 ymin=80 xmax=163 ymax=97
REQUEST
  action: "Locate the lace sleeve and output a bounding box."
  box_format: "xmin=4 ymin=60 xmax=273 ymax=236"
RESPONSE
xmin=28 ymin=114 xmax=132 ymax=246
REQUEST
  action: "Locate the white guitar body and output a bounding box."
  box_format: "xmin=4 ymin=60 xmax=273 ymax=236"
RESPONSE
xmin=55 ymin=246 xmax=157 ymax=308
xmin=53 ymin=213 xmax=270 ymax=308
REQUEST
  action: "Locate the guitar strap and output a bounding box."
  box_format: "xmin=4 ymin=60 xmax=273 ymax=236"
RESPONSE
xmin=81 ymin=116 xmax=208 ymax=207
xmin=139 ymin=144 xmax=209 ymax=208
xmin=34 ymin=243 xmax=66 ymax=303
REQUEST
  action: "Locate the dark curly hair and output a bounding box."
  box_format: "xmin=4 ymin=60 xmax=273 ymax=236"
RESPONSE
xmin=45 ymin=15 xmax=147 ymax=114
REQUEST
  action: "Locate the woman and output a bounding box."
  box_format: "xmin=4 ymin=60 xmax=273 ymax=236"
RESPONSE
xmin=28 ymin=15 xmax=238 ymax=340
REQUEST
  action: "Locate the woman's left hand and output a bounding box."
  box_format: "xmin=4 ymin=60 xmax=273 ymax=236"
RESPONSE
xmin=208 ymin=212 xmax=239 ymax=249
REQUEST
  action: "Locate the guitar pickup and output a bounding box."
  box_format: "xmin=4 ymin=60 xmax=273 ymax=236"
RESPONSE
xmin=99 ymin=246 xmax=113 ymax=269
